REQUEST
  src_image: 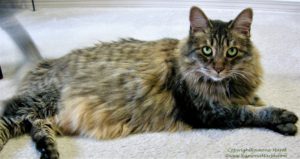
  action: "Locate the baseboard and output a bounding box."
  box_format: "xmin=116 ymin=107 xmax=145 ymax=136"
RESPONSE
xmin=1 ymin=0 xmax=300 ymax=13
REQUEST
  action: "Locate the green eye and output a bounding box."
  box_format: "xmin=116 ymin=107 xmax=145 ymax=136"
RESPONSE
xmin=202 ymin=46 xmax=212 ymax=56
xmin=227 ymin=47 xmax=238 ymax=57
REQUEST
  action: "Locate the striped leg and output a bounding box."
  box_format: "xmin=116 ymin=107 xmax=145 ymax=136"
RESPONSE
xmin=201 ymin=105 xmax=298 ymax=135
xmin=0 ymin=116 xmax=30 ymax=150
xmin=30 ymin=119 xmax=59 ymax=159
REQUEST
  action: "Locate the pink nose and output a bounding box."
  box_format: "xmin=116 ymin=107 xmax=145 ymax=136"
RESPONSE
xmin=213 ymin=65 xmax=224 ymax=73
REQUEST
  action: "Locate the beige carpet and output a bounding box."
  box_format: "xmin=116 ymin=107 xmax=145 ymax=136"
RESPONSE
xmin=0 ymin=7 xmax=300 ymax=159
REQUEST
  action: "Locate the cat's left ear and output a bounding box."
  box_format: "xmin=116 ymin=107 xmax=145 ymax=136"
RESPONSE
xmin=230 ymin=8 xmax=253 ymax=37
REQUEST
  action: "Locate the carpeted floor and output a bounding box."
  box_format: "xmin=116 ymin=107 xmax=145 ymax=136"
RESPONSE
xmin=0 ymin=7 xmax=300 ymax=159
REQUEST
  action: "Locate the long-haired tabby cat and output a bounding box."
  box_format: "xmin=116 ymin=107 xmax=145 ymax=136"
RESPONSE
xmin=0 ymin=6 xmax=298 ymax=159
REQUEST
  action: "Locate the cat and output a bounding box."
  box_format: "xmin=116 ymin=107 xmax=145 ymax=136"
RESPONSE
xmin=0 ymin=6 xmax=298 ymax=159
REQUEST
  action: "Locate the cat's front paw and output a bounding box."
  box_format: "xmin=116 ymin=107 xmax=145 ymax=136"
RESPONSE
xmin=40 ymin=150 xmax=59 ymax=159
xmin=262 ymin=107 xmax=298 ymax=135
xmin=273 ymin=123 xmax=297 ymax=135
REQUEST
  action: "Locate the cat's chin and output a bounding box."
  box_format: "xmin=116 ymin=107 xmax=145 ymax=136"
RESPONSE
xmin=208 ymin=76 xmax=224 ymax=82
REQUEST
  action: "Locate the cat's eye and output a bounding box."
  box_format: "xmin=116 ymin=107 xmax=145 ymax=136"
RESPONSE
xmin=226 ymin=47 xmax=238 ymax=57
xmin=202 ymin=46 xmax=213 ymax=56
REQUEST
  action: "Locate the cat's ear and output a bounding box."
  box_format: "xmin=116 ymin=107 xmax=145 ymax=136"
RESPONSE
xmin=189 ymin=6 xmax=211 ymax=33
xmin=230 ymin=8 xmax=253 ymax=37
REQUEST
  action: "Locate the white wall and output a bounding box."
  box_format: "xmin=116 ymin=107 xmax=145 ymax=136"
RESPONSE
xmin=23 ymin=0 xmax=300 ymax=13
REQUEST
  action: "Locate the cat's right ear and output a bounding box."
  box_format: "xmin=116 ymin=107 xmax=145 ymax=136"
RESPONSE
xmin=189 ymin=6 xmax=211 ymax=33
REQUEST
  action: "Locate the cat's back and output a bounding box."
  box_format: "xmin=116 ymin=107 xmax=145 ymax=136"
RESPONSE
xmin=61 ymin=38 xmax=180 ymax=98
xmin=65 ymin=38 xmax=179 ymax=69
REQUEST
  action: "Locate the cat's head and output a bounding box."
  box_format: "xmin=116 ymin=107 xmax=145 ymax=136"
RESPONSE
xmin=180 ymin=6 xmax=262 ymax=84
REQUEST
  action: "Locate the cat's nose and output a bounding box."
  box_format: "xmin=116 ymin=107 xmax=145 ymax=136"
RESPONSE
xmin=213 ymin=65 xmax=224 ymax=73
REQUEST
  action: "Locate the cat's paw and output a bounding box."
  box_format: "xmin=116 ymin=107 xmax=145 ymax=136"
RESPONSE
xmin=262 ymin=107 xmax=298 ymax=135
xmin=273 ymin=123 xmax=297 ymax=135
xmin=40 ymin=150 xmax=59 ymax=159
xmin=0 ymin=139 xmax=6 ymax=151
xmin=277 ymin=109 xmax=298 ymax=124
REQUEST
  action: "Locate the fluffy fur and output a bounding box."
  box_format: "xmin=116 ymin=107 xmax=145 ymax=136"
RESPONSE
xmin=0 ymin=6 xmax=298 ymax=159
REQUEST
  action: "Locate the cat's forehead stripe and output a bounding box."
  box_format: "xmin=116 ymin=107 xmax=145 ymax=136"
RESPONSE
xmin=211 ymin=33 xmax=226 ymax=47
xmin=206 ymin=39 xmax=211 ymax=46
xmin=229 ymin=40 xmax=235 ymax=46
